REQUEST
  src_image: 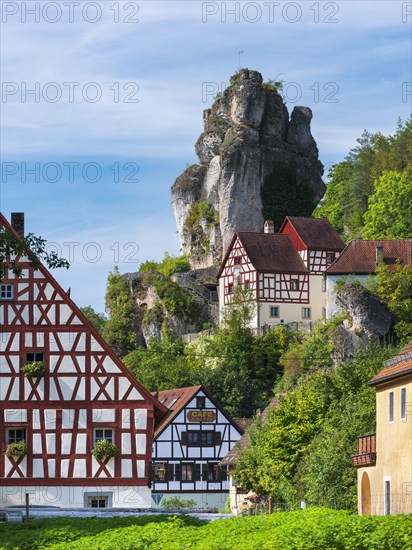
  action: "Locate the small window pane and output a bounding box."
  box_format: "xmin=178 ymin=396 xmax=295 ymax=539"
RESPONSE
xmin=196 ymin=397 xmax=205 ymax=409
xmin=94 ymin=429 xmax=113 ymax=443
xmin=302 ymin=308 xmax=311 ymax=319
xmin=270 ymin=307 xmax=279 ymax=318
xmin=25 ymin=352 xmax=44 ymax=363
xmin=401 ymin=388 xmax=406 ymax=420
xmin=0 ymin=285 xmax=14 ymax=300
xmin=389 ymin=392 xmax=394 ymax=422
xmin=7 ymin=428 xmax=26 ymax=444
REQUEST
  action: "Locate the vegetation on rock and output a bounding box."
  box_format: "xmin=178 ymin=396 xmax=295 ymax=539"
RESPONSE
xmin=139 ymin=252 xmax=190 ymax=277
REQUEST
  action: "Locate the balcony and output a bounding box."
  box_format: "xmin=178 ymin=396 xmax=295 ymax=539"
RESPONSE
xmin=352 ymin=434 xmax=376 ymax=467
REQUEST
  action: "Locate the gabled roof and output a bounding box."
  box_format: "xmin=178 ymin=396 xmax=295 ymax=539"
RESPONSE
xmin=368 ymin=341 xmax=412 ymax=386
xmin=152 ymin=385 xmax=244 ymax=439
xmin=326 ymin=239 xmax=412 ymax=275
xmin=0 ymin=212 xmax=167 ymax=421
xmin=220 ymin=396 xmax=279 ymax=466
xmin=217 ymin=232 xmax=308 ymax=278
xmin=279 ymin=216 xmax=345 ymax=251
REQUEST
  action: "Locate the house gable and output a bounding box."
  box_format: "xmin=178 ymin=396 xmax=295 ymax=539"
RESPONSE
xmin=0 ymin=213 xmax=166 ymax=491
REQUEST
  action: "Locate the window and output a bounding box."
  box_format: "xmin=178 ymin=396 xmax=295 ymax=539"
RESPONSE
xmin=196 ymin=396 xmax=205 ymax=409
xmin=384 ymin=480 xmax=391 ymax=515
xmin=0 ymin=284 xmax=14 ymax=300
xmin=322 ymin=276 xmax=327 ymax=292
xmin=94 ymin=428 xmax=114 ymax=443
xmin=401 ymin=388 xmax=406 ymax=420
xmin=185 ymin=430 xmax=216 ymax=447
xmin=228 ymin=284 xmax=234 ymax=294
xmin=7 ymin=428 xmax=26 ymax=445
xmin=181 ymin=463 xmax=194 ymax=481
xmin=389 ymin=391 xmax=394 ymax=422
xmin=322 ymin=308 xmax=327 ymax=319
xmin=290 ymin=279 xmax=299 ymax=291
xmin=206 ymin=462 xmax=227 ymax=482
xmin=302 ymin=307 xmax=311 ymax=319
xmin=244 ymin=280 xmax=250 ymax=290
xmin=233 ymin=257 xmax=242 ymax=265
xmin=270 ymin=306 xmax=279 ymax=318
xmin=88 ymin=496 xmax=108 ymax=508
xmin=326 ymin=253 xmax=335 ymax=265
xmin=25 ymin=352 xmax=44 ymax=363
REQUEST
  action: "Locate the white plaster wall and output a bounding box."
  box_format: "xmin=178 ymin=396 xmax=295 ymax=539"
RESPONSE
xmin=0 ymin=485 xmax=152 ymax=508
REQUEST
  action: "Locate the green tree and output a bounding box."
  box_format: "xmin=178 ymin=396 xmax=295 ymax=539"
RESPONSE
xmin=362 ymin=170 xmax=412 ymax=239
xmin=0 ymin=226 xmax=69 ymax=280
xmin=368 ymin=264 xmax=412 ymax=342
xmin=80 ymin=306 xmax=107 ymax=335
xmin=103 ymin=267 xmax=137 ymax=357
xmin=124 ymin=333 xmax=201 ymax=392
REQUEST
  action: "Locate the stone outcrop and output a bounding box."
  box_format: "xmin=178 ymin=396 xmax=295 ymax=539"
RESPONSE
xmin=124 ymin=271 xmax=218 ymax=347
xmin=331 ymin=282 xmax=394 ymax=364
xmin=172 ymin=69 xmax=325 ymax=269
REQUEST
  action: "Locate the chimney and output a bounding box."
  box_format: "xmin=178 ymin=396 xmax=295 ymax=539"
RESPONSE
xmin=376 ymin=245 xmax=384 ymax=265
xmin=264 ymin=220 xmax=274 ymax=234
xmin=11 ymin=212 xmax=25 ymax=239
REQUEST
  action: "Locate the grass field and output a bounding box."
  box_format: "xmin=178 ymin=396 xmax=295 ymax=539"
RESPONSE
xmin=0 ymin=508 xmax=411 ymax=549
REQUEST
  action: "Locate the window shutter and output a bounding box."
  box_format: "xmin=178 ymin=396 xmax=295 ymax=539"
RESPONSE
xmin=181 ymin=431 xmax=188 ymax=445
xmin=175 ymin=464 xmax=182 ymax=481
xmin=195 ymin=463 xmax=201 ymax=481
xmin=220 ymin=467 xmax=228 ymax=481
xmin=167 ymin=463 xmax=174 ymax=481
xmin=202 ymin=464 xmax=208 ymax=481
xmin=214 ymin=431 xmax=221 ymax=446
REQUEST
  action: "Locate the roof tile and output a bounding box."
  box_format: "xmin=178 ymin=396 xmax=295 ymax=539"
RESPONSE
xmin=327 ymin=239 xmax=412 ymax=274
xmin=283 ymin=217 xmax=345 ymax=250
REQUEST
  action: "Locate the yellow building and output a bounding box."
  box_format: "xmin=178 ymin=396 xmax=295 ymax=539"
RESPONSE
xmin=353 ymin=342 xmax=412 ymax=515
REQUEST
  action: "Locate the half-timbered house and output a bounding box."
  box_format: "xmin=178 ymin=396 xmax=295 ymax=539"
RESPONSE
xmin=151 ymin=385 xmax=243 ymax=508
xmin=0 ymin=212 xmax=166 ymax=508
xmin=217 ymin=217 xmax=344 ymax=330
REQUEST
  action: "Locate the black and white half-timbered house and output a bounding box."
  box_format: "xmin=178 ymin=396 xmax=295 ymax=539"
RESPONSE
xmin=151 ymin=385 xmax=244 ymax=508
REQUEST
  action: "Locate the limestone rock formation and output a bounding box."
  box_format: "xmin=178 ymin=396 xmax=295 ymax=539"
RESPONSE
xmin=123 ymin=270 xmax=218 ymax=347
xmin=172 ymin=69 xmax=325 ymax=269
xmin=331 ymin=282 xmax=394 ymax=364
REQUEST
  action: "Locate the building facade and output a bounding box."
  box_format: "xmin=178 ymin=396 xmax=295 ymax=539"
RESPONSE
xmin=0 ymin=213 xmax=166 ymax=508
xmin=352 ymin=342 xmax=412 ymax=515
xmin=217 ymin=217 xmax=344 ymax=330
xmin=151 ymin=385 xmax=243 ymax=508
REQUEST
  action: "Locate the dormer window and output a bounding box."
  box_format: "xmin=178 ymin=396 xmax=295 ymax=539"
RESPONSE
xmin=0 ymin=284 xmax=14 ymax=301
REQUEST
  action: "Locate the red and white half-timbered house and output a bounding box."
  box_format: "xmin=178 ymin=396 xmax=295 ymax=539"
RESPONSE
xmin=151 ymin=385 xmax=243 ymax=508
xmin=0 ymin=213 xmax=166 ymax=508
xmin=217 ymin=217 xmax=344 ymax=330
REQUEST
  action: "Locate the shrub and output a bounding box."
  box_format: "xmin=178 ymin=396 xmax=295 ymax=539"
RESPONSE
xmin=21 ymin=361 xmax=46 ymax=378
xmin=92 ymin=440 xmax=118 ymax=462
xmin=5 ymin=442 xmax=27 ymax=459
xmin=161 ymin=496 xmax=197 ymax=508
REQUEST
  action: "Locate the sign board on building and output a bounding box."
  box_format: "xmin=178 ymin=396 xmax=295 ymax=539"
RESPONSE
xmin=187 ymin=410 xmax=216 ymax=423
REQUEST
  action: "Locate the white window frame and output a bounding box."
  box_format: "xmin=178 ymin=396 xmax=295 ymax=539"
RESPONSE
xmin=388 ymin=391 xmax=394 ymax=423
xmin=0 ymin=284 xmax=14 ymax=301
xmin=400 ymin=387 xmax=407 ymax=421
xmin=94 ymin=428 xmax=114 ymax=444
xmin=302 ymin=307 xmax=311 ymax=319
xmin=270 ymin=306 xmax=279 ymax=318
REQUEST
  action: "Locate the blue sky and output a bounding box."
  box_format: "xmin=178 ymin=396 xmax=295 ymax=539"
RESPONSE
xmin=1 ymin=0 xmax=411 ymax=311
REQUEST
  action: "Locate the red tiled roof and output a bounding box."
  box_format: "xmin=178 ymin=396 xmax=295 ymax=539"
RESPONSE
xmin=152 ymin=385 xmax=202 ymax=438
xmin=368 ymin=341 xmax=412 ymax=386
xmin=327 ymin=239 xmax=412 ymax=275
xmin=217 ymin=232 xmax=308 ymax=277
xmin=280 ymin=216 xmax=345 ymax=251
